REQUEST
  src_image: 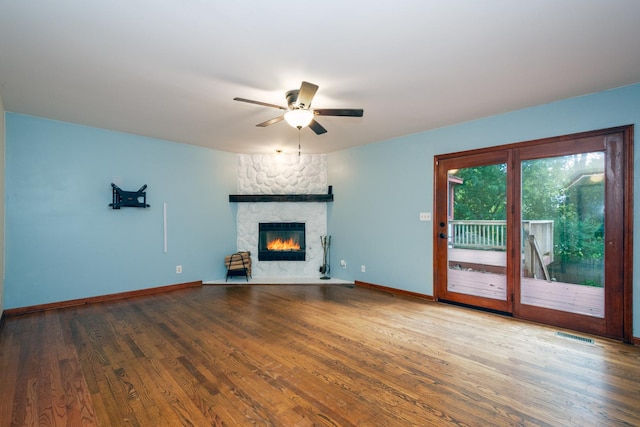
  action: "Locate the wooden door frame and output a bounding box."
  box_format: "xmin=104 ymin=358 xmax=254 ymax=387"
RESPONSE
xmin=433 ymin=150 xmax=513 ymax=314
xmin=433 ymin=125 xmax=634 ymax=343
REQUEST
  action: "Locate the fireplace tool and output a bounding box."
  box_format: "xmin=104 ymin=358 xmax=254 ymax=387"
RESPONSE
xmin=319 ymin=235 xmax=331 ymax=279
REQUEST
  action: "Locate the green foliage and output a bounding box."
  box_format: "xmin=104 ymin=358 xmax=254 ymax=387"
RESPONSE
xmin=581 ymin=280 xmax=602 ymax=287
xmin=521 ymin=158 xmax=566 ymax=220
xmin=453 ymin=153 xmax=605 ymax=265
xmin=453 ymin=164 xmax=507 ymax=220
xmin=555 ymin=202 xmax=604 ymax=262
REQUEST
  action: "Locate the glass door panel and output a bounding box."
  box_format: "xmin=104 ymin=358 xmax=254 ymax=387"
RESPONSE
xmin=520 ymin=153 xmax=605 ymax=318
xmin=447 ymin=163 xmax=507 ymax=301
xmin=436 ymin=127 xmax=631 ymax=340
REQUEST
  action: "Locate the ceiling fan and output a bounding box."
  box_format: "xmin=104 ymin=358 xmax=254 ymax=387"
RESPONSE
xmin=233 ymin=81 xmax=364 ymax=135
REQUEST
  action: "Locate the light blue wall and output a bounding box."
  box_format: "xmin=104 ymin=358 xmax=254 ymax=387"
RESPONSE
xmin=5 ymin=113 xmax=237 ymax=309
xmin=328 ymin=83 xmax=640 ymax=336
xmin=5 ymin=83 xmax=639 ymax=335
xmin=0 ymin=96 xmax=5 ymax=316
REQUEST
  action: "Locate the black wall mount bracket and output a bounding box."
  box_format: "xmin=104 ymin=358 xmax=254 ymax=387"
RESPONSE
xmin=109 ymin=183 xmax=150 ymax=209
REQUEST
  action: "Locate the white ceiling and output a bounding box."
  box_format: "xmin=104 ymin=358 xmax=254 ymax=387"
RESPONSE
xmin=1 ymin=1 xmax=640 ymax=154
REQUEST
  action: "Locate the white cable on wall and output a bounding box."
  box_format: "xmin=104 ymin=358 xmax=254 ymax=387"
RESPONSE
xmin=163 ymin=202 xmax=168 ymax=253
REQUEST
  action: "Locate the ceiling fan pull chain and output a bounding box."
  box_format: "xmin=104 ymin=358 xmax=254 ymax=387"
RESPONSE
xmin=298 ymin=128 xmax=301 ymax=156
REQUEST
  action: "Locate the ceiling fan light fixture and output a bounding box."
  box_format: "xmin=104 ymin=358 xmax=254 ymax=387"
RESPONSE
xmin=234 ymin=81 xmax=362 ymax=135
xmin=284 ymin=109 xmax=314 ymax=129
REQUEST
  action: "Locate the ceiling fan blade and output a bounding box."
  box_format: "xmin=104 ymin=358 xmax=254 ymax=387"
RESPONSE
xmin=308 ymin=119 xmax=327 ymax=135
xmin=314 ymin=108 xmax=364 ymax=117
xmin=256 ymin=115 xmax=285 ymax=127
xmin=296 ymin=81 xmax=319 ymax=109
xmin=233 ymin=97 xmax=287 ymax=110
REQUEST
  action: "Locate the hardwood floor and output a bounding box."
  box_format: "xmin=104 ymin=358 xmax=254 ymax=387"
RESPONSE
xmin=1 ymin=284 xmax=639 ymax=426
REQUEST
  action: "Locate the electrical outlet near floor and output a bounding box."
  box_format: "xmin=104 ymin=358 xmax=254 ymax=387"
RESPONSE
xmin=361 ymin=265 xmax=366 ymax=273
xmin=176 ymin=265 xmax=182 ymax=274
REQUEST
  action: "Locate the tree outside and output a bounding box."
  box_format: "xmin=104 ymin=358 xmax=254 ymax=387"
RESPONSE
xmin=452 ymin=152 xmax=605 ymax=287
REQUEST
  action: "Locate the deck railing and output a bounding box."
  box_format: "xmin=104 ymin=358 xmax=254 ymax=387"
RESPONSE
xmin=449 ymin=220 xmax=554 ymax=256
xmin=522 ymin=220 xmax=554 ymax=261
xmin=450 ymin=220 xmax=507 ymax=250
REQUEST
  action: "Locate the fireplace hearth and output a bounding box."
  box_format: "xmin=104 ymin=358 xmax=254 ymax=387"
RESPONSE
xmin=259 ymin=222 xmax=306 ymax=261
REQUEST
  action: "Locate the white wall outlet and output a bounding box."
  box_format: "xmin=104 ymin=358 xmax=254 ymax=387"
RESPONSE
xmin=340 ymin=259 xmax=347 ymax=268
xmin=361 ymin=265 xmax=366 ymax=273
xmin=419 ymin=212 xmax=431 ymax=221
xmin=176 ymin=265 xmax=182 ymax=274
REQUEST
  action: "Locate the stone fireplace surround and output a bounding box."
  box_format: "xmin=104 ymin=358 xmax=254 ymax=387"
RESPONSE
xmin=234 ymin=154 xmax=328 ymax=278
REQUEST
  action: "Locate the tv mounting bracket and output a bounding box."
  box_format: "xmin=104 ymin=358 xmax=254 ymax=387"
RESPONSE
xmin=109 ymin=183 xmax=150 ymax=209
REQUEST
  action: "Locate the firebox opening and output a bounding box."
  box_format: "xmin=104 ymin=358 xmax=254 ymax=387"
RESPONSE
xmin=259 ymin=222 xmax=306 ymax=261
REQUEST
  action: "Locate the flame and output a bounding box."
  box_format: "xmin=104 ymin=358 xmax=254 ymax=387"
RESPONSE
xmin=267 ymin=238 xmax=300 ymax=251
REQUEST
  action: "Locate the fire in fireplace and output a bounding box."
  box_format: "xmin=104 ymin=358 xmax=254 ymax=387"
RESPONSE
xmin=259 ymin=222 xmax=305 ymax=261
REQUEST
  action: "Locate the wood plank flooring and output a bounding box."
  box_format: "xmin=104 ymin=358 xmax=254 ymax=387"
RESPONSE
xmin=1 ymin=284 xmax=639 ymax=426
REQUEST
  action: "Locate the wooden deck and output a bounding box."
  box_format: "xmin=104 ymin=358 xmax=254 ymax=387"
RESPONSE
xmin=447 ymin=269 xmax=507 ymax=300
xmin=449 ymin=248 xmax=506 ymax=268
xmin=521 ymin=276 xmax=604 ymax=317
xmin=448 ymin=248 xmax=604 ymax=317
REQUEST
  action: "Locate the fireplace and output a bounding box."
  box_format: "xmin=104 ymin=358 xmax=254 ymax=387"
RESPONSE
xmin=259 ymin=222 xmax=306 ymax=261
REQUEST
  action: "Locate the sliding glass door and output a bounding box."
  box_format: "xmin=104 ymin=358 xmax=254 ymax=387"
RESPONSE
xmin=519 ymin=152 xmax=605 ymax=318
xmin=513 ymin=132 xmax=628 ymax=338
xmin=434 ymin=127 xmax=632 ymax=341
